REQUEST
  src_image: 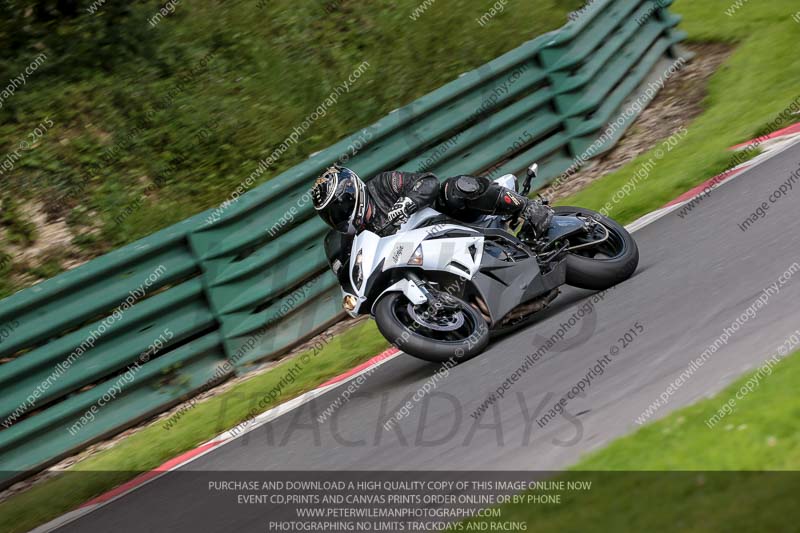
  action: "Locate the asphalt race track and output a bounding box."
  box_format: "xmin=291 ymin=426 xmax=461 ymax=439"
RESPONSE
xmin=53 ymin=141 xmax=800 ymax=532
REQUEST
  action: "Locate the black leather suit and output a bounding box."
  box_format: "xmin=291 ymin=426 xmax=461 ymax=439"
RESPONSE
xmin=324 ymin=171 xmax=541 ymax=286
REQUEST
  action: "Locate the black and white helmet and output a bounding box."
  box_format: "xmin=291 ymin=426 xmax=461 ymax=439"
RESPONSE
xmin=311 ymin=166 xmax=367 ymax=234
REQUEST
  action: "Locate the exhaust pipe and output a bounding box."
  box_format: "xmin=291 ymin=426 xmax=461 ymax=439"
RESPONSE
xmin=471 ymin=295 xmax=492 ymax=324
xmin=501 ymin=289 xmax=559 ymax=324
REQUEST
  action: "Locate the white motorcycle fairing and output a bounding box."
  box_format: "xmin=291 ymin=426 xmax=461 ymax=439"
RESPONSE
xmin=325 ymin=164 xmax=639 ymax=362
xmin=337 ymin=170 xmax=569 ymax=325
xmin=344 ymin=208 xmax=484 ymax=317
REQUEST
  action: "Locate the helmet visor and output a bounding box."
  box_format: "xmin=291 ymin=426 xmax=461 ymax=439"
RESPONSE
xmin=319 ymin=197 xmax=355 ymax=233
xmin=319 ymin=176 xmax=358 ymax=233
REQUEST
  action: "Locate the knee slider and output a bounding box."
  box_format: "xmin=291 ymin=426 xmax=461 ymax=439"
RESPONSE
xmin=453 ymin=175 xmax=484 ymax=197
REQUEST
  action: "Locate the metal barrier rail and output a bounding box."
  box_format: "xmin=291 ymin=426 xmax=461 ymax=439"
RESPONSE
xmin=0 ymin=0 xmax=685 ymax=486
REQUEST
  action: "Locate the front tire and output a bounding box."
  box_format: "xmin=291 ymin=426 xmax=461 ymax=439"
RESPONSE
xmin=554 ymin=206 xmax=639 ymax=291
xmin=374 ymin=292 xmax=489 ymax=363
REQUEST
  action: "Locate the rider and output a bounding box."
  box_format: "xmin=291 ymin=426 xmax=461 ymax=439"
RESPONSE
xmin=311 ymin=166 xmax=553 ymax=285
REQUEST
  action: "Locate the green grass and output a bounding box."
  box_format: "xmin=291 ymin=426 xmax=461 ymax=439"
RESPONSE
xmin=4 ymin=1 xmax=800 ymax=529
xmin=462 ymin=350 xmax=800 ymax=532
xmin=0 ymin=0 xmax=582 ymax=298
xmin=0 ymin=1 xmax=578 ymax=525
xmin=0 ymin=197 xmax=37 ymax=247
xmin=557 ymin=0 xmax=800 ymax=224
xmin=0 ymin=320 xmax=389 ymax=533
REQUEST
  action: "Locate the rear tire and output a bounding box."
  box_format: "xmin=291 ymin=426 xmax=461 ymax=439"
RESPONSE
xmin=554 ymin=206 xmax=639 ymax=291
xmin=374 ymin=292 xmax=489 ymax=363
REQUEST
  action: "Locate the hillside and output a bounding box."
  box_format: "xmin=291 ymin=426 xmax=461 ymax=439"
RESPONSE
xmin=0 ymin=0 xmax=581 ymax=298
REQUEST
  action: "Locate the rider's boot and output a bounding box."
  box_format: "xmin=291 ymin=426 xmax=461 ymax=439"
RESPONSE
xmin=494 ymin=189 xmax=554 ymax=238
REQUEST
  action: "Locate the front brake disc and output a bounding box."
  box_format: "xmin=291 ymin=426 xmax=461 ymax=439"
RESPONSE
xmin=407 ymin=303 xmax=465 ymax=332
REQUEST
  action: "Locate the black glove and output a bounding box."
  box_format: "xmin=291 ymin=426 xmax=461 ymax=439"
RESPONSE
xmin=387 ymin=197 xmax=417 ymax=226
xmin=520 ymin=200 xmax=554 ymax=237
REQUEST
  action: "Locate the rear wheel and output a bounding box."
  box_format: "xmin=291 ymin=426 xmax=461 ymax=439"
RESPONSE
xmin=553 ymin=206 xmax=639 ymax=291
xmin=374 ymin=292 xmax=489 ymax=363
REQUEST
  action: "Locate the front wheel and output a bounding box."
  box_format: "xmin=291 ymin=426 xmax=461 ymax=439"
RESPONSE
xmin=553 ymin=206 xmax=639 ymax=291
xmin=374 ymin=292 xmax=489 ymax=363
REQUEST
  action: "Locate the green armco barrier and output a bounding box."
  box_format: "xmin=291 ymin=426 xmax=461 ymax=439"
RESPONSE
xmin=0 ymin=0 xmax=686 ymax=486
xmin=0 ymin=331 xmax=227 ymax=488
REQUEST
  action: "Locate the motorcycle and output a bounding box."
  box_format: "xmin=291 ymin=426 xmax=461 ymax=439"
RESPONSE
xmin=338 ymin=164 xmax=639 ymax=362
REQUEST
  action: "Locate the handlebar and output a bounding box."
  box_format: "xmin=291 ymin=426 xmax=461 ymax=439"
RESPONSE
xmin=521 ymin=175 xmax=533 ymax=196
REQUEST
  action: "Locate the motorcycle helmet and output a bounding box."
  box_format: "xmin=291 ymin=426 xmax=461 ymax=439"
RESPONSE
xmin=311 ymin=166 xmax=367 ymax=234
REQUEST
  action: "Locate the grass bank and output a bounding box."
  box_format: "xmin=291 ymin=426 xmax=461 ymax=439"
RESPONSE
xmin=0 ymin=0 xmax=580 ymax=297
xmin=463 ymin=348 xmax=800 ymax=532
xmin=557 ymin=0 xmax=800 ymax=224
xmin=0 ymin=1 xmax=579 ymax=526
xmin=4 ymin=0 xmax=798 ymax=529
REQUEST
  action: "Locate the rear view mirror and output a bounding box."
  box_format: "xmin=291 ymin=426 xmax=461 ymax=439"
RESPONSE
xmin=522 ymin=162 xmax=539 ymax=196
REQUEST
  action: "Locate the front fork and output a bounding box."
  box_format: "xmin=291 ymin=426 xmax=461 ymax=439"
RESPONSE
xmin=405 ymin=272 xmax=461 ymax=316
